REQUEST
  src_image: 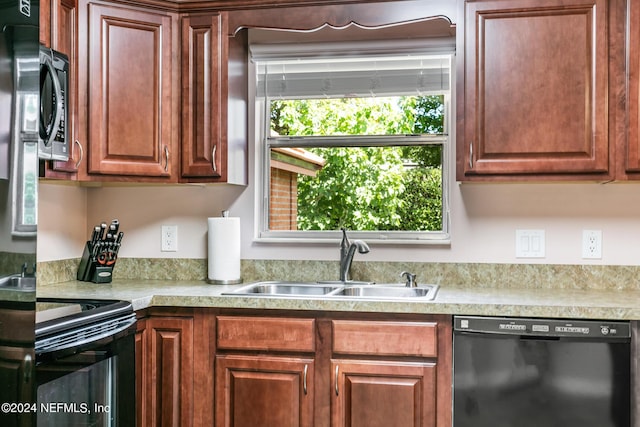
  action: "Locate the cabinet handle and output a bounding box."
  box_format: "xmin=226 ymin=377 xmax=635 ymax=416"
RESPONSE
xmin=22 ymin=354 xmax=32 ymax=384
xmin=164 ymin=146 xmax=169 ymax=173
xmin=303 ymin=364 xmax=308 ymax=395
xmin=334 ymin=365 xmax=339 ymax=396
xmin=74 ymin=140 xmax=83 ymax=170
xmin=211 ymin=145 xmax=217 ymax=173
xmin=469 ymin=141 xmax=473 ymax=169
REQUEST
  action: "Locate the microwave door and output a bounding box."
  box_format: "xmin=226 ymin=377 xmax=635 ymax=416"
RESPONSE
xmin=38 ymin=51 xmax=62 ymax=159
xmin=0 ymin=28 xmax=13 ymax=179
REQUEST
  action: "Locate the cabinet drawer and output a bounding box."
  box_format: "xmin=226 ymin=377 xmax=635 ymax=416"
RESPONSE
xmin=217 ymin=316 xmax=315 ymax=352
xmin=332 ymin=320 xmax=437 ymax=357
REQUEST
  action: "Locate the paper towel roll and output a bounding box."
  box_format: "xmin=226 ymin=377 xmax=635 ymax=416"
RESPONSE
xmin=207 ymin=216 xmax=242 ymax=284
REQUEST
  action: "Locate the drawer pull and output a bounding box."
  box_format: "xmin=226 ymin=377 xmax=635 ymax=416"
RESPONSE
xmin=211 ymin=145 xmax=217 ymax=173
xmin=303 ymin=364 xmax=308 ymax=395
xmin=334 ymin=365 xmax=339 ymax=396
xmin=164 ymin=145 xmax=169 ymax=172
xmin=22 ymin=354 xmax=32 ymax=384
xmin=74 ymin=140 xmax=83 ymax=169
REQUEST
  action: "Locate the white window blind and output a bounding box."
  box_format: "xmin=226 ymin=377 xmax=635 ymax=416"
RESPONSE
xmin=252 ymin=40 xmax=452 ymax=99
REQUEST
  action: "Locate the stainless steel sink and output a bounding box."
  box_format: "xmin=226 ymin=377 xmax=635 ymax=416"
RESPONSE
xmin=0 ymin=275 xmax=36 ymax=291
xmin=227 ymin=281 xmax=344 ymax=297
xmin=225 ymin=281 xmax=438 ymax=301
xmin=334 ymin=284 xmax=438 ymax=300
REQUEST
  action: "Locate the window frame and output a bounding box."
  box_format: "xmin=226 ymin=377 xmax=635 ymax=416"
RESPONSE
xmin=252 ymin=48 xmax=453 ymax=245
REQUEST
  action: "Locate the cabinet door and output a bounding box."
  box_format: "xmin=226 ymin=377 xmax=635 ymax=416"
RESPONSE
xmin=135 ymin=318 xmax=147 ymax=427
xmin=331 ymin=360 xmax=436 ymax=427
xmin=458 ymin=0 xmax=609 ymax=179
xmin=181 ymin=13 xmax=224 ymax=180
xmin=215 ymin=355 xmax=314 ymax=427
xmin=0 ymin=347 xmax=35 ymax=427
xmin=626 ymin=0 xmax=640 ymax=176
xmin=142 ymin=316 xmax=194 ymax=427
xmin=84 ymin=1 xmax=175 ymax=178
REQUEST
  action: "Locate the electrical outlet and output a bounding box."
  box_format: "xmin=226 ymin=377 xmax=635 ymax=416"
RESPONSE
xmin=582 ymin=229 xmax=602 ymax=259
xmin=161 ymin=225 xmax=178 ymax=252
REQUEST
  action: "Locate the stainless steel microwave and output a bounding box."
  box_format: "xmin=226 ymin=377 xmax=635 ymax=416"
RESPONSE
xmin=39 ymin=45 xmax=69 ymax=161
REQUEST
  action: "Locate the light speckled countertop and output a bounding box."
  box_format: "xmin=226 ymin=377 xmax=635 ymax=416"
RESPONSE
xmin=36 ymin=279 xmax=640 ymax=320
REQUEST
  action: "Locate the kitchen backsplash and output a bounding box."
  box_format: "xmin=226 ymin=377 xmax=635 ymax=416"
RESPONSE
xmin=1 ymin=252 xmax=36 ymax=277
xmin=37 ymin=258 xmax=640 ymax=290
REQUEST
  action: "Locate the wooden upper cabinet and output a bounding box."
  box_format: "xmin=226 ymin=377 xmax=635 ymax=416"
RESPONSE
xmin=458 ymin=0 xmax=610 ymax=180
xmin=181 ymin=12 xmax=248 ymax=184
xmin=624 ymin=0 xmax=640 ymax=178
xmin=181 ymin=13 xmax=224 ymax=180
xmin=82 ymin=1 xmax=177 ymax=179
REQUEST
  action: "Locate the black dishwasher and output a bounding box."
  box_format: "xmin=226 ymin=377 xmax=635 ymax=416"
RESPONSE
xmin=453 ymin=316 xmax=631 ymax=427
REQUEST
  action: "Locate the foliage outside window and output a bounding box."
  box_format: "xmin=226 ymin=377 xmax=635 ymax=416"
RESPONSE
xmin=256 ymin=51 xmax=452 ymax=242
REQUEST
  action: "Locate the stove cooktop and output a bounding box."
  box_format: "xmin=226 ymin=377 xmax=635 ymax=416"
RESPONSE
xmin=36 ymin=298 xmax=129 ymax=322
xmin=35 ymin=298 xmax=135 ymax=358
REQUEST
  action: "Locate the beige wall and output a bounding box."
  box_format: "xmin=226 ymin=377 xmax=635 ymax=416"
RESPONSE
xmin=37 ymin=177 xmax=640 ymax=266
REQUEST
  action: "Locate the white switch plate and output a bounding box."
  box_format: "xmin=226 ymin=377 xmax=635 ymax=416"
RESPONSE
xmin=515 ymin=229 xmax=545 ymax=258
xmin=161 ymin=225 xmax=178 ymax=252
xmin=582 ymin=229 xmax=602 ymax=259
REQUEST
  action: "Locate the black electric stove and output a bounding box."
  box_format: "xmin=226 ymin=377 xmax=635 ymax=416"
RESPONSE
xmin=35 ymin=298 xmax=136 ymax=426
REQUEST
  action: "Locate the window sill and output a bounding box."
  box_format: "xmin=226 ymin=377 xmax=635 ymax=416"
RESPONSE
xmin=254 ymin=233 xmax=451 ymax=246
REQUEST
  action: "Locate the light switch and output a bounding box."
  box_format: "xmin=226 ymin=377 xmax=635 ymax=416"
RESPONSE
xmin=515 ymin=229 xmax=545 ymax=258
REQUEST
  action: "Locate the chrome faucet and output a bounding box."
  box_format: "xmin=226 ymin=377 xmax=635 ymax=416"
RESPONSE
xmin=401 ymin=271 xmax=417 ymax=288
xmin=339 ymin=228 xmax=370 ymax=282
xmin=21 ymin=262 xmax=36 ymax=278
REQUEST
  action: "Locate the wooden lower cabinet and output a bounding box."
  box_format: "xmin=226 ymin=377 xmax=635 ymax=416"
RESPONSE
xmin=332 ymin=360 xmax=436 ymax=427
xmin=136 ymin=314 xmax=194 ymax=427
xmin=215 ymin=355 xmax=314 ymax=427
xmin=136 ymin=310 xmax=452 ymax=427
xmin=215 ymin=313 xmax=452 ymax=427
xmin=135 ymin=318 xmax=147 ymax=427
xmin=330 ymin=319 xmax=448 ymax=427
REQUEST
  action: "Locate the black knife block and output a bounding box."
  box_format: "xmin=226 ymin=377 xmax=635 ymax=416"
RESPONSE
xmin=77 ymin=241 xmax=114 ymax=283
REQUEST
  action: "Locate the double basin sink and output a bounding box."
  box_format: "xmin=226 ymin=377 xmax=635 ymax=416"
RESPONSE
xmin=0 ymin=274 xmax=36 ymax=292
xmin=225 ymin=281 xmax=438 ymax=301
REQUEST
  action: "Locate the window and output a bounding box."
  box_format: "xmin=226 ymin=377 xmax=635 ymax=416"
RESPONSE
xmin=252 ymin=30 xmax=453 ymax=243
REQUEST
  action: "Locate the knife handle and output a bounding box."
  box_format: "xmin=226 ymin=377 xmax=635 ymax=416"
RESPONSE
xmin=91 ymin=226 xmax=101 ymax=244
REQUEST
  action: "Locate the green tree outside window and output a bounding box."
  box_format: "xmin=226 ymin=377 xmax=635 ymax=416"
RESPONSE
xmin=270 ymin=95 xmax=444 ymax=232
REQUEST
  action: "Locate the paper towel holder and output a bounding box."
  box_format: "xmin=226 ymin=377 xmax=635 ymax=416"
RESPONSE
xmin=207 ymin=210 xmax=242 ymax=285
xmin=207 ymin=278 xmax=243 ymax=285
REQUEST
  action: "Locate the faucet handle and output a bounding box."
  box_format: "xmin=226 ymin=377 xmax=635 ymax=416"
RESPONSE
xmin=400 ymin=271 xmax=417 ymax=288
xmin=340 ymin=228 xmax=349 ymax=247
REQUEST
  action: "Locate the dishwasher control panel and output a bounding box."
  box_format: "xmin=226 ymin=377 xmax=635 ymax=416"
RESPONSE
xmin=455 ymin=316 xmax=630 ymax=339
